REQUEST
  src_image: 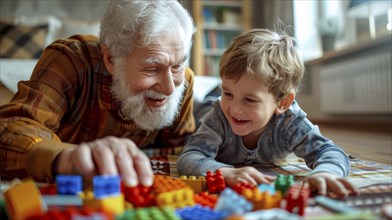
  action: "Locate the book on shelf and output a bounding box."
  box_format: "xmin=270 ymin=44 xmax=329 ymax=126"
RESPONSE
xmin=204 ymin=30 xmax=241 ymax=50
xmin=204 ymin=56 xmax=221 ymax=77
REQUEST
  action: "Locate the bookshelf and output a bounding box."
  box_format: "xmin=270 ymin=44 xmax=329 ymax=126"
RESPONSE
xmin=192 ymin=0 xmax=251 ymax=76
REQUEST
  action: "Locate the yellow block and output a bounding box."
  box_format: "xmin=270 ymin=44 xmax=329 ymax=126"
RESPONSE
xmin=156 ymin=188 xmax=195 ymax=208
xmin=80 ymin=191 xmax=124 ymax=215
xmin=179 ymin=176 xmax=206 ymax=193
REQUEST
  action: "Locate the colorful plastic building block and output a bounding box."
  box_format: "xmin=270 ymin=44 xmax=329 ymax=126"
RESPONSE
xmin=258 ymin=183 xmax=276 ymax=194
xmin=231 ymin=182 xmax=255 ymax=195
xmin=2 ymin=179 xmax=47 ymax=220
xmin=79 ymin=190 xmax=124 ymax=215
xmin=121 ymin=183 xmax=156 ymax=207
xmin=156 ymin=188 xmax=195 ymax=208
xmin=206 ymin=170 xmax=226 ymax=194
xmin=153 ymin=175 xmax=196 ymax=208
xmin=70 ymin=211 xmax=111 ymax=220
xmin=274 ymin=174 xmax=294 ymax=195
xmin=42 ymin=194 xmax=83 ymax=209
xmin=153 ymin=175 xmax=188 ymax=194
xmin=117 ymin=207 xmax=180 ymax=220
xmin=26 ymin=207 xmax=113 ymax=220
xmin=214 ymin=188 xmax=252 ymax=215
xmin=178 ymin=175 xmax=206 ymax=193
xmin=280 ymin=184 xmax=310 ymax=216
xmin=194 ymin=192 xmax=218 ymax=209
xmin=242 ymin=188 xmax=282 ymax=210
xmin=93 ymin=175 xmax=121 ymax=199
xmin=56 ymin=175 xmax=82 ymax=195
xmin=177 ymin=204 xmax=225 ymax=220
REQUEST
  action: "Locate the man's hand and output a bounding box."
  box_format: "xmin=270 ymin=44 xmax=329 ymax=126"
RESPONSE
xmin=305 ymin=172 xmax=359 ymax=198
xmin=220 ymin=166 xmax=276 ymax=186
xmin=54 ymin=136 xmax=153 ymax=187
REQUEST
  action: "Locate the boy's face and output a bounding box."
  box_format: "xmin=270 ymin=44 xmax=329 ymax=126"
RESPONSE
xmin=220 ymin=74 xmax=279 ymax=138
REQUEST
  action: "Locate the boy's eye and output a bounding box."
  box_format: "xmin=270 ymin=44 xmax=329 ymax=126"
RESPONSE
xmin=223 ymin=92 xmax=232 ymax=97
xmin=245 ymin=98 xmax=257 ymax=103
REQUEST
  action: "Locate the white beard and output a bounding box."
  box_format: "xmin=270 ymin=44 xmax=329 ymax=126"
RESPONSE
xmin=111 ymin=61 xmax=187 ymax=131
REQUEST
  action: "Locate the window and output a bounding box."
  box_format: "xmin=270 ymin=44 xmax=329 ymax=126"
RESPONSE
xmin=293 ymin=0 xmax=391 ymax=62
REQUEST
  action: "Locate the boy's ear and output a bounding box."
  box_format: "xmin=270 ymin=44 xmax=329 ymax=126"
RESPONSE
xmin=275 ymin=92 xmax=295 ymax=115
xmin=101 ymin=44 xmax=114 ymax=75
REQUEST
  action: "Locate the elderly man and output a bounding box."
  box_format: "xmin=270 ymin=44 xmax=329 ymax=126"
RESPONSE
xmin=0 ymin=0 xmax=196 ymax=187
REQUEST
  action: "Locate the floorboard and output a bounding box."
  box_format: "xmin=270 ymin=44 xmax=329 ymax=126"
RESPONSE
xmin=318 ymin=124 xmax=392 ymax=165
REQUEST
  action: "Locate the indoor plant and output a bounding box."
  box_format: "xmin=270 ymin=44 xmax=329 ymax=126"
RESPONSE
xmin=317 ymin=17 xmax=338 ymax=52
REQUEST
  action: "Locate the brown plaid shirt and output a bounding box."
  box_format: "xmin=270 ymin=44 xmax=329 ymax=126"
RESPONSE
xmin=0 ymin=35 xmax=195 ymax=182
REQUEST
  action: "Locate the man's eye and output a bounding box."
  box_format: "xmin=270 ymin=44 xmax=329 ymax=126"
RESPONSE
xmin=145 ymin=68 xmax=159 ymax=74
xmin=172 ymin=63 xmax=184 ymax=72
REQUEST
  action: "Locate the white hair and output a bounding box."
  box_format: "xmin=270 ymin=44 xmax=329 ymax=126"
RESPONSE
xmin=100 ymin=0 xmax=196 ymax=59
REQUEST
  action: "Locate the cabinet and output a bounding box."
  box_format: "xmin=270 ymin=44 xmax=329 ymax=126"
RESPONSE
xmin=192 ymin=0 xmax=251 ymax=76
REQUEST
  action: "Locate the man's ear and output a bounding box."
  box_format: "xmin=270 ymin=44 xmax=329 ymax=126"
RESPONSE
xmin=101 ymin=44 xmax=114 ymax=75
xmin=275 ymin=92 xmax=295 ymax=115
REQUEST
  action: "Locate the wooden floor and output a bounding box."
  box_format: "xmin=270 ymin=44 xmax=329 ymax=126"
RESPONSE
xmin=317 ymin=123 xmax=392 ymax=165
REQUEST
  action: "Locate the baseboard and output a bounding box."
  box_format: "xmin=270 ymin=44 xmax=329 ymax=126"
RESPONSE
xmin=312 ymin=120 xmax=392 ymax=135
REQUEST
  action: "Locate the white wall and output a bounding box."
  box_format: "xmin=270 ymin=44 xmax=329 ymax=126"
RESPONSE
xmin=0 ymin=0 xmax=108 ymax=20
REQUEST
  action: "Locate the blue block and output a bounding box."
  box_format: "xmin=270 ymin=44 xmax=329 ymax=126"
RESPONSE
xmin=56 ymin=175 xmax=82 ymax=195
xmin=93 ymin=175 xmax=121 ymax=198
xmin=177 ymin=205 xmax=225 ymax=220
xmin=258 ymin=183 xmax=276 ymax=194
xmin=214 ymin=188 xmax=252 ymax=215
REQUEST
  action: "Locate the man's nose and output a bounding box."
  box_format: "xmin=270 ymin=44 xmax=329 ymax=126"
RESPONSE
xmin=158 ymin=71 xmax=175 ymax=96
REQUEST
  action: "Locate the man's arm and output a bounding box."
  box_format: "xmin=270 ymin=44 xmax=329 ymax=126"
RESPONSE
xmin=0 ymin=38 xmax=85 ymax=182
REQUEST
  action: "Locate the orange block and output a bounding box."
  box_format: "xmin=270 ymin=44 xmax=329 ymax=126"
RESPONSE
xmin=153 ymin=175 xmax=188 ymax=194
xmin=3 ymin=179 xmax=47 ymax=220
xmin=243 ymin=188 xmax=282 ymax=210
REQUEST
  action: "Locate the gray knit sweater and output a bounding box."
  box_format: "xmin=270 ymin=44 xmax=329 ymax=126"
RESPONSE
xmin=177 ymin=100 xmax=350 ymax=177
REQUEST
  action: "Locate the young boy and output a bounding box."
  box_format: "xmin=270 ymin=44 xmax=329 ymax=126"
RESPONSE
xmin=177 ymin=29 xmax=358 ymax=197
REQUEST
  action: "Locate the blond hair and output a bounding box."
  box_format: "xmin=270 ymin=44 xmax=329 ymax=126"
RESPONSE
xmin=220 ymin=29 xmax=304 ymax=101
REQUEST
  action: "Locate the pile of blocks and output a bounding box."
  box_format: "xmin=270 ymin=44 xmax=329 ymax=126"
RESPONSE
xmin=1 ymin=172 xmax=310 ymax=219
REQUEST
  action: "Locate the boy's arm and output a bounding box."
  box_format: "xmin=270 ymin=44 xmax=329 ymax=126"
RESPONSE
xmin=285 ymin=116 xmax=356 ymax=196
xmin=288 ymin=117 xmax=350 ymax=177
xmin=177 ymin=101 xmax=233 ymax=176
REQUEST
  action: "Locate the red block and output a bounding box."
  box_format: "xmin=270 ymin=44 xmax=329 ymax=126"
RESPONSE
xmin=121 ymin=183 xmax=156 ymax=207
xmin=282 ymin=185 xmax=310 ymax=216
xmin=206 ymin=170 xmax=226 ymax=194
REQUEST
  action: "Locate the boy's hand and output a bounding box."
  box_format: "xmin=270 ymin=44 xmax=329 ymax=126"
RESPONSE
xmin=220 ymin=166 xmax=275 ymax=186
xmin=304 ymin=172 xmax=359 ymax=198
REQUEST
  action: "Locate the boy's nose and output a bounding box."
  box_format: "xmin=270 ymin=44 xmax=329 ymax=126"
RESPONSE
xmin=230 ymin=101 xmax=243 ymax=115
